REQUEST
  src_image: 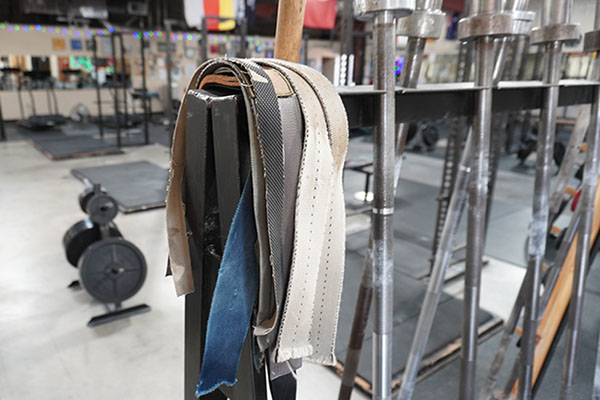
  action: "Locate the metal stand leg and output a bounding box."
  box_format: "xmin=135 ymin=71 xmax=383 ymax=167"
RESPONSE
xmin=519 ymin=39 xmax=562 ymax=400
xmin=371 ymin=12 xmax=397 ymax=399
xmin=519 ymin=1 xmax=578 ymax=396
xmin=460 ymin=33 xmax=494 ymax=400
xmin=481 ymin=77 xmax=591 ymax=400
xmin=338 ymin=1 xmax=444 ymax=398
xmin=560 ymin=11 xmax=600 ymax=398
xmin=455 ymin=1 xmax=513 ymax=397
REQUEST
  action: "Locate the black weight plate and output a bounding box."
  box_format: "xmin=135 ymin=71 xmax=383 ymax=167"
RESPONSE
xmin=78 ymin=238 xmax=147 ymax=304
xmin=422 ymin=125 xmax=439 ymax=148
xmin=86 ymin=194 xmax=119 ymax=224
xmin=78 ymin=186 xmax=107 ymax=213
xmin=63 ymin=219 xmax=121 ymax=267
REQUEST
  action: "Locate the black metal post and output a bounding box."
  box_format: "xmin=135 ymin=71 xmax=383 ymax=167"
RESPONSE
xmin=201 ymin=18 xmax=209 ymax=62
xmin=93 ymin=35 xmax=104 ymax=139
xmin=110 ymin=33 xmax=122 ymax=148
xmin=140 ymin=35 xmax=150 ymax=145
xmin=303 ymin=34 xmax=309 ymax=65
xmin=117 ymin=33 xmax=129 ymax=130
xmin=238 ymin=19 xmax=247 ymax=58
xmin=0 ymin=95 xmax=5 ymax=141
xmin=165 ymin=22 xmax=175 ymax=146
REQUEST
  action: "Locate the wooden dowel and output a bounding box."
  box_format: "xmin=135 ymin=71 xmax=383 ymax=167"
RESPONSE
xmin=274 ymin=0 xmax=307 ymax=62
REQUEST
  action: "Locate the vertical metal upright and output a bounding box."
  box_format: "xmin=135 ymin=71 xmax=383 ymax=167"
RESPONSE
xmin=339 ymin=2 xmax=444 ymax=399
xmin=519 ymin=1 xmax=579 ymax=398
xmin=117 ymin=33 xmax=129 ymax=130
xmin=110 ymin=33 xmax=122 ymax=148
xmin=559 ymin=6 xmax=600 ymax=398
xmin=238 ymin=19 xmax=248 ymax=58
xmin=0 ymin=96 xmax=5 ymax=142
xmin=371 ymin=11 xmax=402 ymax=400
xmin=431 ymin=37 xmax=473 ymax=262
xmin=92 ymin=35 xmax=104 ymax=139
xmin=140 ymin=35 xmax=150 ymax=145
xmin=353 ymin=1 xmax=415 ymax=399
xmin=341 ymin=0 xmax=354 ymax=61
xmin=165 ymin=21 xmax=175 ymax=146
xmin=486 ymin=0 xmax=535 ymax=239
xmin=200 ymin=18 xmax=209 ymax=62
xmin=398 ymin=4 xmax=534 ymax=399
xmin=455 ymin=2 xmax=513 ymax=399
xmin=303 ymin=34 xmax=310 ymax=65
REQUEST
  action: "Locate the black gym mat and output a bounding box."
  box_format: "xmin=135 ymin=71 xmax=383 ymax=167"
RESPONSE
xmin=407 ymin=261 xmax=600 ymax=400
xmin=71 ymin=161 xmax=168 ymax=213
xmin=27 ymin=133 xmax=122 ymax=160
xmin=102 ymin=129 xmax=172 ymax=148
xmin=343 ymin=176 xmax=531 ymax=279
xmin=333 ymin=250 xmax=502 ymax=394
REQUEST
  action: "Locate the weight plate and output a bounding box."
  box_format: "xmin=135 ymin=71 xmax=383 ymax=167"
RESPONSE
xmin=63 ymin=219 xmax=121 ymax=267
xmin=422 ymin=125 xmax=439 ymax=148
xmin=78 ymin=186 xmax=107 ymax=214
xmin=86 ymin=193 xmax=119 ymax=224
xmin=78 ymin=238 xmax=147 ymax=304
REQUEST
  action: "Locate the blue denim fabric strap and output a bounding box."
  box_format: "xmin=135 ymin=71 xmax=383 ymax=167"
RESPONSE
xmin=196 ymin=178 xmax=258 ymax=397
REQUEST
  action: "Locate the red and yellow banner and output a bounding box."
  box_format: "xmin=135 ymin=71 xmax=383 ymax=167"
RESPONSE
xmin=205 ymin=0 xmax=236 ymax=31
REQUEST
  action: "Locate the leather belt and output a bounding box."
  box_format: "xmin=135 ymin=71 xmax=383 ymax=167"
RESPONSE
xmin=165 ymin=58 xmax=349 ymax=392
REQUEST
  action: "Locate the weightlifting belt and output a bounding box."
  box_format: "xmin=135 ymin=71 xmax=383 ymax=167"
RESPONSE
xmin=166 ymin=58 xmax=348 ymax=389
xmin=256 ymin=60 xmax=348 ymax=365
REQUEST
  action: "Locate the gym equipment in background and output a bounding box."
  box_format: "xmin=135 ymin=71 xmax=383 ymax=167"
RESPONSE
xmin=18 ymin=70 xmax=67 ymax=130
xmin=62 ymin=183 xmax=150 ymax=326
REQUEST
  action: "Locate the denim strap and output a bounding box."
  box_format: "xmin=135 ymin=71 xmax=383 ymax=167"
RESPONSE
xmin=196 ymin=178 xmax=259 ymax=396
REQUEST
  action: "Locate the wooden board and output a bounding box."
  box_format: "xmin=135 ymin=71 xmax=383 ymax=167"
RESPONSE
xmin=511 ymin=180 xmax=600 ymax=394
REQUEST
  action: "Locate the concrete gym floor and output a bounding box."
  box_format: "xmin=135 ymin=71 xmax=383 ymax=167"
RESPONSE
xmin=0 ymin=122 xmax=596 ymax=399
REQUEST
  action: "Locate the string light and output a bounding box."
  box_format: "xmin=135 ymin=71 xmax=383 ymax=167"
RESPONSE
xmin=0 ymin=23 xmax=268 ymax=45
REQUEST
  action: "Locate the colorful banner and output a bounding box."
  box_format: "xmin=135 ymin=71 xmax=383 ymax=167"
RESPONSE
xmin=304 ymin=0 xmax=338 ymax=30
xmin=205 ymin=0 xmax=236 ymax=31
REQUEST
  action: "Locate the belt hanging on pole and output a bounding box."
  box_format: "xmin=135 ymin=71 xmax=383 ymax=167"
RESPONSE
xmin=165 ymin=56 xmax=349 ymax=396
